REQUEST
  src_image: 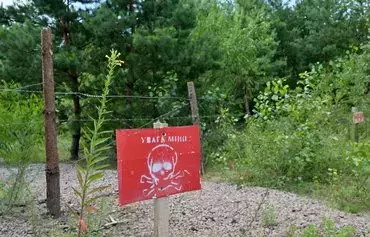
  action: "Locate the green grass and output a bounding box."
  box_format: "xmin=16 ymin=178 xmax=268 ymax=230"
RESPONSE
xmin=204 ymin=166 xmax=370 ymax=214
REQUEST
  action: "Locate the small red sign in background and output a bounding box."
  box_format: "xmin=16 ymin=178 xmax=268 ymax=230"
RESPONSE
xmin=116 ymin=125 xmax=201 ymax=205
xmin=353 ymin=112 xmax=365 ymax=124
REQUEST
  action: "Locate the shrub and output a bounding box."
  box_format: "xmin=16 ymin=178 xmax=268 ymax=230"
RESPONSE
xmin=0 ymin=81 xmax=44 ymax=164
xmin=205 ymin=43 xmax=370 ymax=202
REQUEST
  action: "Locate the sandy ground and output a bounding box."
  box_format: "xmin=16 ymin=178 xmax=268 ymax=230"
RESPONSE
xmin=1 ymin=163 xmax=370 ymax=236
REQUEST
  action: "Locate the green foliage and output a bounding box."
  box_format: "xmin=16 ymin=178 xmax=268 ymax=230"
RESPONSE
xmin=253 ymin=78 xmax=291 ymax=120
xmin=295 ymin=218 xmax=356 ymax=237
xmin=206 ymin=44 xmax=370 ymax=213
xmin=1 ymin=0 xmax=369 ymax=135
xmin=191 ymin=0 xmax=279 ymax=114
xmin=0 ymin=21 xmax=41 ymax=84
xmin=71 ymin=50 xmax=122 ymax=236
xmin=148 ymin=71 xmax=187 ymax=118
xmin=0 ymin=166 xmax=32 ymax=215
xmin=1 ymin=0 xmax=370 ymax=220
xmin=0 ymin=81 xmax=44 ymax=164
xmin=0 ymin=82 xmax=39 ymax=215
xmin=301 ymin=225 xmax=319 ymax=237
xmin=261 ymin=204 xmax=277 ymax=228
xmin=345 ymin=142 xmax=370 ymax=189
xmin=271 ymin=0 xmax=370 ymax=80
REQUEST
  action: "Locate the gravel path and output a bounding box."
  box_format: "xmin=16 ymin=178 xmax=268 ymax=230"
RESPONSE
xmin=1 ymin=163 xmax=370 ymax=236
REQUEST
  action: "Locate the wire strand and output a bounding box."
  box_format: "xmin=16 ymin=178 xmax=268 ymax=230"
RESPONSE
xmin=15 ymin=83 xmax=43 ymax=90
xmin=0 ymin=88 xmax=189 ymax=100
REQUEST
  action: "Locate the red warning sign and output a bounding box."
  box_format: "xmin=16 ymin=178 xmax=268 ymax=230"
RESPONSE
xmin=353 ymin=112 xmax=365 ymax=124
xmin=116 ymin=125 xmax=201 ymax=205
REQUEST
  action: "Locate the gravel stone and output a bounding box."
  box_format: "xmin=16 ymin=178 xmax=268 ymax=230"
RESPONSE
xmin=1 ymin=163 xmax=370 ymax=236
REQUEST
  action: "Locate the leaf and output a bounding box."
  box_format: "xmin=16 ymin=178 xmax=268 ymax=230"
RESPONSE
xmin=82 ymin=131 xmax=92 ymax=143
xmin=88 ymin=156 xmax=109 ymax=168
xmin=87 ymin=172 xmax=104 ymax=185
xmin=82 ymin=126 xmax=94 ymax=138
xmin=98 ymin=130 xmax=113 ymax=135
xmin=72 ymin=187 xmax=82 ymax=199
xmin=83 ymin=146 xmax=89 ymax=156
xmin=66 ymin=204 xmax=79 ymax=217
xmin=91 ymin=146 xmax=110 ymax=156
xmin=92 ymin=137 xmax=110 ymax=147
xmin=87 ymin=185 xmax=111 ymax=195
xmin=84 ymin=196 xmax=100 ymax=206
xmin=77 ymin=169 xmax=83 ymax=187
xmin=76 ymin=164 xmax=86 ymax=176
xmin=93 ymin=164 xmax=110 ymax=171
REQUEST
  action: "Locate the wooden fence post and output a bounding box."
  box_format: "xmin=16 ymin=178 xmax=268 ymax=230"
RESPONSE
xmin=153 ymin=120 xmax=169 ymax=237
xmin=187 ymin=81 xmax=205 ymax=175
xmin=354 ymin=123 xmax=359 ymax=143
xmin=42 ymin=28 xmax=61 ymax=217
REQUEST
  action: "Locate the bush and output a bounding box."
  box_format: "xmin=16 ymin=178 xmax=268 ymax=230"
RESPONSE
xmin=204 ymin=44 xmax=370 ymax=212
xmin=0 ymin=81 xmax=44 ymax=164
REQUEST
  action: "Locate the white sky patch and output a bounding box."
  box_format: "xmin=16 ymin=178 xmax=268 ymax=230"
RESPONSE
xmin=0 ymin=0 xmax=27 ymax=7
xmin=0 ymin=0 xmax=99 ymax=9
xmin=0 ymin=0 xmax=15 ymax=7
xmin=285 ymin=0 xmax=296 ymax=7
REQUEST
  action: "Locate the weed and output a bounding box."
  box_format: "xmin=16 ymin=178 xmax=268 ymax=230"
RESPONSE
xmin=301 ymin=225 xmax=318 ymax=237
xmin=261 ymin=204 xmax=278 ymax=228
xmin=295 ymin=218 xmax=356 ymax=237
xmin=0 ymin=81 xmax=44 ymax=164
xmin=0 ymin=123 xmax=36 ymax=215
xmin=286 ymin=225 xmax=299 ymax=237
xmin=70 ymin=50 xmax=123 ymax=237
xmin=322 ymin=218 xmax=337 ymax=237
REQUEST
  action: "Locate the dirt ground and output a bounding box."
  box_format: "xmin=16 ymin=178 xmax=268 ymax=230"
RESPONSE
xmin=1 ymin=163 xmax=370 ymax=236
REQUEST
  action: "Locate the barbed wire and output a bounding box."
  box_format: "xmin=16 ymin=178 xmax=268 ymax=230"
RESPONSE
xmin=59 ymin=117 xmax=191 ymax=123
xmin=0 ymin=113 xmax=249 ymax=128
xmin=4 ymin=114 xmax=368 ymax=128
xmin=0 ymin=87 xmax=249 ymax=108
xmin=0 ymin=88 xmax=43 ymax=94
xmin=15 ymin=83 xmax=43 ymax=90
xmin=0 ymin=120 xmax=42 ymax=127
xmin=0 ymin=88 xmax=189 ymax=100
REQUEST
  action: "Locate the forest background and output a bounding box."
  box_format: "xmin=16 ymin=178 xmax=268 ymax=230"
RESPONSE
xmin=1 ymin=0 xmax=370 ymax=214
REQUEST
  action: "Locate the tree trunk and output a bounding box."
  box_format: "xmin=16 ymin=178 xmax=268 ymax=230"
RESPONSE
xmin=129 ymin=0 xmax=134 ymax=14
xmin=125 ymin=0 xmax=135 ymax=110
xmin=61 ymin=14 xmax=81 ymax=160
xmin=244 ymin=99 xmax=251 ymax=116
xmin=70 ymin=72 xmax=81 ymax=160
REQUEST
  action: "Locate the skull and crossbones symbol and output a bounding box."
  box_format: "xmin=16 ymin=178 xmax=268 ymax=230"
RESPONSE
xmin=140 ymin=144 xmax=189 ymax=197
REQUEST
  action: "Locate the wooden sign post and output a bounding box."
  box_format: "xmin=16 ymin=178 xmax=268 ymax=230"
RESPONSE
xmin=153 ymin=121 xmax=169 ymax=237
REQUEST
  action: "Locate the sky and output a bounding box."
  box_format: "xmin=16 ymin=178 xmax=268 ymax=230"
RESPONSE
xmin=1 ymin=0 xmax=24 ymax=6
xmin=0 ymin=0 xmax=99 ymax=9
xmin=0 ymin=0 xmax=12 ymax=6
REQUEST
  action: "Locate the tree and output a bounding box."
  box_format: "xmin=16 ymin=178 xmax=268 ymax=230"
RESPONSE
xmin=270 ymin=0 xmax=370 ymax=82
xmin=79 ymin=0 xmax=198 ymax=126
xmin=0 ymin=21 xmax=41 ymax=85
xmin=32 ymin=0 xmax=102 ymax=160
xmin=191 ymin=0 xmax=279 ymax=115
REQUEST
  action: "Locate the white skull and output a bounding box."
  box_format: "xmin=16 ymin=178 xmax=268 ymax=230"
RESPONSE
xmin=147 ymin=144 xmax=177 ymax=181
